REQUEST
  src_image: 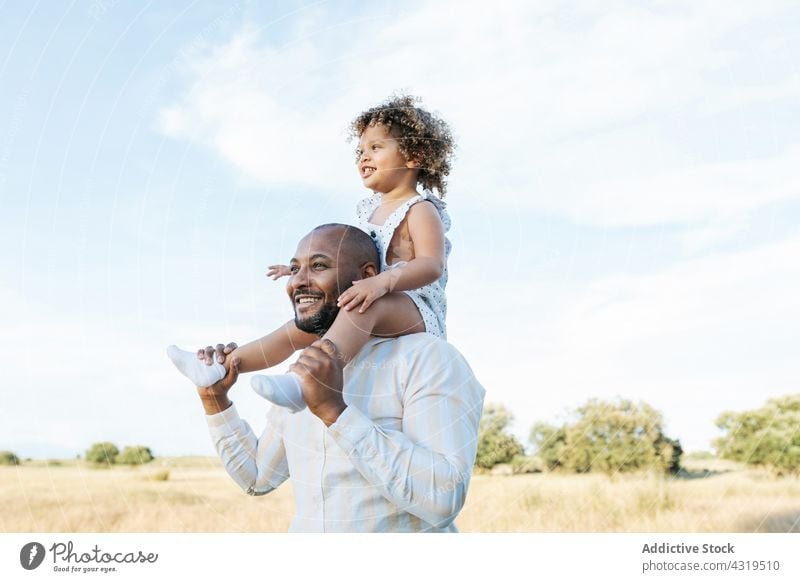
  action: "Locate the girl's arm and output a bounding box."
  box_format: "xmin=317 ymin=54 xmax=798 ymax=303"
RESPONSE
xmin=266 ymin=264 xmax=292 ymax=280
xmin=338 ymin=200 xmax=445 ymax=313
xmin=383 ymin=200 xmax=445 ymax=290
xmin=201 ymin=321 xmax=318 ymax=373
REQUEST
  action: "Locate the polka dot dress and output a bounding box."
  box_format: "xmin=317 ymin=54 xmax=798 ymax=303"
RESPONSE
xmin=356 ymin=190 xmax=451 ymax=339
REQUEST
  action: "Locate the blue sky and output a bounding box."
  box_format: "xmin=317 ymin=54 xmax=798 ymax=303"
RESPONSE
xmin=1 ymin=0 xmax=798 ymax=458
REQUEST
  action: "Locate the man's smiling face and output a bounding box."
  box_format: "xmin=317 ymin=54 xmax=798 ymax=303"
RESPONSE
xmin=286 ymin=228 xmax=362 ymax=335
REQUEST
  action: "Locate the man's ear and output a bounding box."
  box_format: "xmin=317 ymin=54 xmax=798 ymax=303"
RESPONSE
xmin=360 ymin=262 xmax=379 ymax=278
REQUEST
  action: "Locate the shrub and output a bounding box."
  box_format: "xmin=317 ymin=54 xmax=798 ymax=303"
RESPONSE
xmin=145 ymin=469 xmax=170 ymax=482
xmin=0 ymin=451 xmax=20 ymax=466
xmin=85 ymin=442 xmax=119 ymax=466
xmin=510 ymin=454 xmax=543 ymax=474
xmin=714 ymin=394 xmax=800 ymax=475
xmin=530 ymin=398 xmax=682 ymax=474
xmin=116 ymin=446 xmax=154 ymax=466
xmin=475 ymin=404 xmax=525 ymax=470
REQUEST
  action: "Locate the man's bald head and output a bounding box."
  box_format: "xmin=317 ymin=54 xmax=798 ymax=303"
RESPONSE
xmin=307 ymin=223 xmax=380 ymax=270
xmin=287 ymin=224 xmax=380 ymax=335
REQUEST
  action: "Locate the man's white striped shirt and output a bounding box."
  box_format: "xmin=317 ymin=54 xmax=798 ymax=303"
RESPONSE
xmin=206 ymin=334 xmax=485 ymax=532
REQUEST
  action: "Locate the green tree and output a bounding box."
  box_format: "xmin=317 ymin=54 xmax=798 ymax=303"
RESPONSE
xmin=529 ymin=422 xmax=568 ymax=470
xmin=475 ymin=404 xmax=524 ymax=470
xmin=85 ymin=442 xmax=119 ymax=466
xmin=0 ymin=451 xmax=20 ymax=466
xmin=115 ymin=446 xmax=154 ymax=466
xmin=714 ymin=394 xmax=800 ymax=475
xmin=530 ymin=398 xmax=682 ymax=474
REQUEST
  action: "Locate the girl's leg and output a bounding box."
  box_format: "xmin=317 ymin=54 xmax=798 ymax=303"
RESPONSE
xmin=167 ymin=319 xmax=318 ymax=387
xmin=251 ymin=293 xmax=424 ymax=411
xmin=324 ymin=292 xmax=425 ymax=366
xmin=230 ymin=320 xmax=319 ymax=372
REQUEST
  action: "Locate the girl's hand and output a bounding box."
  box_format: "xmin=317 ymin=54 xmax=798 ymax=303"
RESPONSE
xmin=266 ymin=264 xmax=292 ymax=280
xmin=196 ymin=342 xmax=238 ymax=365
xmin=337 ymin=275 xmax=390 ymax=313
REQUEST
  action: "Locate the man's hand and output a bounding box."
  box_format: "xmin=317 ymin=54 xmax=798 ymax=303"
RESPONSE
xmin=196 ymin=342 xmax=238 ymax=365
xmin=336 ymin=273 xmax=390 ymax=313
xmin=197 ymin=357 xmax=240 ymax=415
xmin=266 ymin=264 xmax=292 ymax=280
xmin=289 ymin=339 xmax=347 ymax=426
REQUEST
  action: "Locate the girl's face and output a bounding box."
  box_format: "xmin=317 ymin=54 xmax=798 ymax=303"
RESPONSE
xmin=356 ymin=123 xmax=417 ymax=193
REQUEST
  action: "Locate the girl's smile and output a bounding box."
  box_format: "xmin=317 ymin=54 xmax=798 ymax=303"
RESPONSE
xmin=356 ymin=123 xmax=418 ymax=195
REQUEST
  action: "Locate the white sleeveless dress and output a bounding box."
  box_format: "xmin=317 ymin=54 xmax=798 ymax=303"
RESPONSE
xmin=356 ymin=191 xmax=451 ymax=339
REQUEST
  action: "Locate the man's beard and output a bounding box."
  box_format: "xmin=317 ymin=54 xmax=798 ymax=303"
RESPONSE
xmin=294 ymin=300 xmax=340 ymax=336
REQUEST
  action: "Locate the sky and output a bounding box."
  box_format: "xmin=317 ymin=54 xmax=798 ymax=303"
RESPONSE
xmin=0 ymin=0 xmax=798 ymax=459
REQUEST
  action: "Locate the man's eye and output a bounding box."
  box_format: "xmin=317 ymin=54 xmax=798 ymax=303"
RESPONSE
xmin=289 ymin=265 xmax=299 ymax=273
xmin=313 ymin=263 xmax=326 ymax=270
xmin=372 ymin=144 xmax=379 ymax=150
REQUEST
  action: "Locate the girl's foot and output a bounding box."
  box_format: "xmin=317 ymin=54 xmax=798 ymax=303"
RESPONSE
xmin=166 ymin=345 xmax=226 ymax=387
xmin=250 ymin=373 xmax=306 ymax=413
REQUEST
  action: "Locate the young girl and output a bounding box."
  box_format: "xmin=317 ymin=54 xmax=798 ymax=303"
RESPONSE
xmin=167 ymin=94 xmax=455 ymax=412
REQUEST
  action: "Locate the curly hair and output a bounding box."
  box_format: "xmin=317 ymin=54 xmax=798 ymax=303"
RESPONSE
xmin=349 ymin=94 xmax=455 ymax=197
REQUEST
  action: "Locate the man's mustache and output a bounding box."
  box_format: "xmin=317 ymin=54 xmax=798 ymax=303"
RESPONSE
xmin=293 ymin=288 xmax=325 ymax=300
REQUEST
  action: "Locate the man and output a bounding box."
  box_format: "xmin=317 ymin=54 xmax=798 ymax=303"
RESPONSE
xmin=198 ymin=223 xmax=485 ymax=532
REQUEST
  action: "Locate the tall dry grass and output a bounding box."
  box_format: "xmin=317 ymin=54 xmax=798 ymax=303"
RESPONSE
xmin=458 ymin=469 xmax=800 ymax=532
xmin=0 ymin=458 xmax=294 ymax=532
xmin=1 ymin=457 xmax=798 ymax=532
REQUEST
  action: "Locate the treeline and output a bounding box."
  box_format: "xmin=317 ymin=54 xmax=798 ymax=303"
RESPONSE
xmin=476 ymin=394 xmax=800 ymax=476
xmin=3 ymin=394 xmax=798 ymax=476
xmin=0 ymin=444 xmax=155 ymax=467
xmin=84 ymin=443 xmax=154 ymax=466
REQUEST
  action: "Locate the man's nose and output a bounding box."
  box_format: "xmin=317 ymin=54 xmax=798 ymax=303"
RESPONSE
xmin=290 ymin=263 xmax=312 ymax=286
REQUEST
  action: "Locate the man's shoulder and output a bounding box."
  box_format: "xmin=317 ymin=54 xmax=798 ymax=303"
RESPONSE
xmin=393 ymin=335 xmax=484 ymax=399
xmin=357 ymin=335 xmax=484 ymax=402
xmin=402 ymin=332 xmax=458 ymax=352
xmin=368 ymin=333 xmax=458 ymax=355
xmin=363 ymin=334 xmax=468 ymax=372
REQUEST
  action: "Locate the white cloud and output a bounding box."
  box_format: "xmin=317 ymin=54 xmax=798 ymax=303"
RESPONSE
xmin=535 ymin=145 xmax=800 ymax=228
xmin=158 ymin=0 xmax=800 ymax=229
xmin=450 ymin=234 xmax=800 ymax=450
xmin=158 ymin=25 xmax=357 ymax=192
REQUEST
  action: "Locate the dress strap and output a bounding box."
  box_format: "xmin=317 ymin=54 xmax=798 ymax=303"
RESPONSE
xmin=381 ymin=193 xmax=423 ymax=234
xmin=356 ymin=194 xmax=381 ymax=232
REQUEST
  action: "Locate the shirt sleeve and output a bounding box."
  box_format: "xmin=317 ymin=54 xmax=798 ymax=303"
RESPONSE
xmin=205 ymin=402 xmax=290 ymax=496
xmin=328 ymin=341 xmax=485 ymax=528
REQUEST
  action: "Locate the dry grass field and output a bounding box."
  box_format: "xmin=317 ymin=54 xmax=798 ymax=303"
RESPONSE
xmin=2 ymin=457 xmax=799 ymax=532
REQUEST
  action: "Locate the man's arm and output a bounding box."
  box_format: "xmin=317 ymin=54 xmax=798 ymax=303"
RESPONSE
xmin=199 ymin=356 xmax=290 ymax=496
xmin=295 ymin=339 xmax=485 ymax=528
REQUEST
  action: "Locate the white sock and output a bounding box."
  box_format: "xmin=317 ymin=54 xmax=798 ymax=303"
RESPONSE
xmin=250 ymin=373 xmax=306 ymax=413
xmin=166 ymin=345 xmax=226 ymax=387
